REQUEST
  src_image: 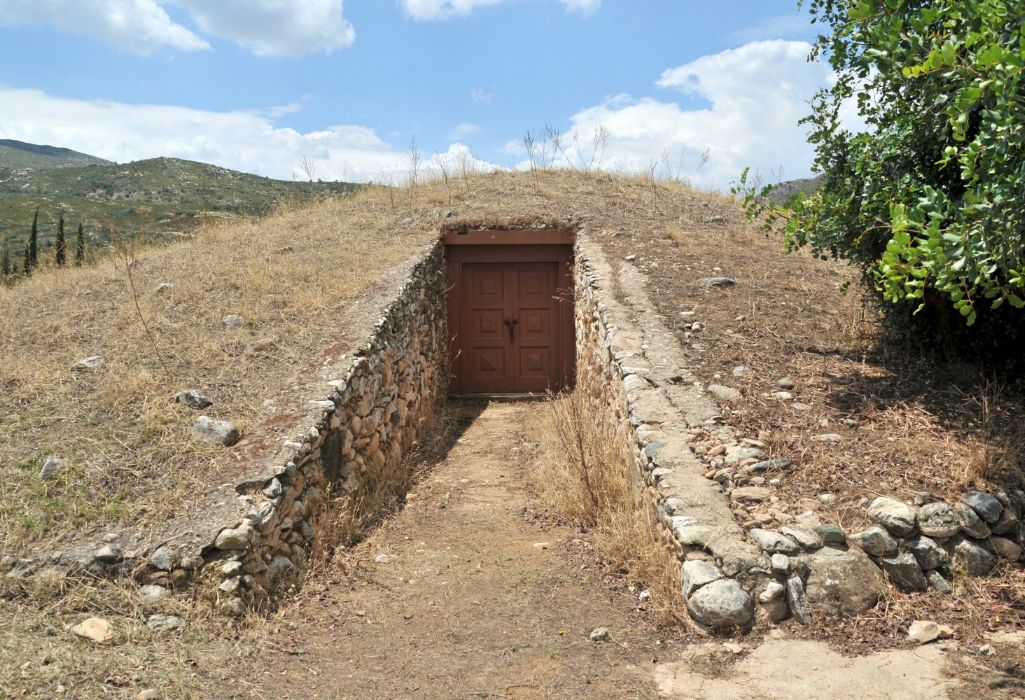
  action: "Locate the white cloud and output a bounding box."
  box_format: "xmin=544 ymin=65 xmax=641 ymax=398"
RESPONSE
xmin=0 ymin=0 xmax=209 ymax=54
xmin=173 ymin=0 xmax=355 ymax=57
xmin=0 ymin=0 xmax=355 ymax=56
xmin=450 ymin=122 xmax=482 ymax=140
xmin=0 ymin=86 xmax=496 ymax=183
xmin=401 ymin=0 xmax=600 ymax=20
xmin=729 ymin=13 xmax=814 ymax=42
xmin=471 ymin=88 xmax=495 ymax=104
xmin=550 ymin=40 xmax=850 ymax=189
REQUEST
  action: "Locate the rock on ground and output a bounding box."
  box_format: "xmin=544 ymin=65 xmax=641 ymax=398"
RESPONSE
xmin=686 ymin=578 xmax=753 ymax=628
xmin=805 ymin=547 xmax=886 ymax=615
xmin=867 ymin=497 xmax=917 ymax=536
xmin=193 ymin=416 xmax=240 ymax=446
xmin=38 ymin=456 xmax=66 ymax=481
xmin=71 ymin=617 xmax=114 ymax=644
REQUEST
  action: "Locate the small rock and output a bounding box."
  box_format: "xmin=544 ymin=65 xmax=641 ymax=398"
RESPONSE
xmin=148 ymin=546 xmax=174 ymax=571
xmin=926 ymin=570 xmax=951 ymax=593
xmin=192 ymin=416 xmax=240 ymax=446
xmin=375 ymin=554 xmax=390 ymax=564
xmin=750 ymin=529 xmax=800 ymax=555
xmin=747 ymin=458 xmax=791 ymax=473
xmin=814 ymin=433 xmax=842 ymax=442
xmin=682 ymin=560 xmax=722 ymax=597
xmin=39 ymin=456 xmax=66 ymax=481
xmin=956 ymin=502 xmax=991 ymax=539
xmin=964 ymin=491 xmax=1003 ymax=524
xmin=624 ymin=254 xmax=637 ymax=262
xmin=732 ymin=365 xmax=751 ymax=377
xmin=93 ymin=544 xmax=122 ymax=563
xmin=990 ymin=536 xmax=1023 ymax=560
xmin=138 ymin=584 xmax=170 ymax=606
xmin=906 ymin=535 xmax=948 ymax=570
xmin=708 ymin=384 xmax=742 ymax=403
xmin=137 ymin=690 xmax=160 ymax=700
xmin=267 ymin=555 xmax=294 ymax=586
xmin=814 ymin=524 xmax=847 ymax=547
xmin=731 ymin=486 xmax=771 ymax=503
xmin=991 ymin=506 xmax=1020 ymax=536
xmin=773 ymin=391 xmax=794 ymax=400
xmin=786 ymin=576 xmax=812 ymax=625
xmin=155 ymin=283 xmax=174 ymax=294
xmin=687 ymin=578 xmax=753 ymax=628
xmin=881 ymin=553 xmax=929 ymax=592
xmin=214 ymin=523 xmax=254 ymax=551
xmin=219 ymin=577 xmax=241 ymax=594
xmin=222 ymin=314 xmax=246 ymax=329
xmin=72 ymin=356 xmax=105 ymax=372
xmin=146 ymin=614 xmax=183 ymax=632
xmin=220 ymin=561 xmax=243 ymax=577
xmin=704 ymin=215 xmax=726 ymax=224
xmin=71 ymin=617 xmax=114 ymax=644
xmin=791 ymin=402 xmax=813 ymax=411
xmin=590 ymin=627 xmax=610 ymax=642
xmin=979 ymin=644 xmax=995 ymax=656
xmin=917 ymin=502 xmax=962 ymax=538
xmin=868 ymin=497 xmax=918 ymax=536
xmin=777 ymin=377 xmax=795 ymax=390
xmin=759 ymin=581 xmax=785 ymax=603
xmin=849 ymin=526 xmax=898 ymax=557
xmin=702 ymin=277 xmax=737 ymax=288
xmin=947 ymin=536 xmax=997 ymax=576
xmin=907 ymin=620 xmax=950 ymax=645
xmin=780 ymin=526 xmax=823 ymax=550
xmin=638 ymin=590 xmax=651 ymax=602
xmin=725 ymin=446 xmax=762 ymax=464
xmin=770 ymin=553 xmax=790 ymax=575
xmin=174 ymin=389 xmax=213 ymax=409
xmin=721 ymin=641 xmax=743 ymax=654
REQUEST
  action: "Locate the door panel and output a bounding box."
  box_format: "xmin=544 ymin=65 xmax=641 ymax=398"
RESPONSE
xmin=451 ymin=245 xmax=574 ymax=395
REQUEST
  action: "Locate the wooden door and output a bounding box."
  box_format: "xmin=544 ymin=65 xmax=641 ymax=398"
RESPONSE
xmin=459 ymin=260 xmax=563 ymax=394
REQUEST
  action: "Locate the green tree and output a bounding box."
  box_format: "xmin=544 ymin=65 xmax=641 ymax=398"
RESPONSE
xmin=28 ymin=208 xmax=39 ymax=272
xmin=55 ymin=213 xmax=66 ymax=267
xmin=740 ymin=0 xmax=1025 ymax=358
xmin=1 ymin=239 xmax=10 ymax=279
xmin=75 ymin=223 xmax=85 ymax=266
xmin=22 ymin=236 xmax=31 ymax=277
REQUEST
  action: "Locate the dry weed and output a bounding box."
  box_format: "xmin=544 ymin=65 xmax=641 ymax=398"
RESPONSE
xmin=528 ymin=391 xmax=687 ymax=623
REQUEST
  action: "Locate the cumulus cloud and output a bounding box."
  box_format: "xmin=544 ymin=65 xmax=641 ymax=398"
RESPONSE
xmin=174 ymin=0 xmax=355 ymax=57
xmin=401 ymin=0 xmax=600 ymax=20
xmin=0 ymin=0 xmax=355 ymax=56
xmin=0 ymin=0 xmax=209 ymax=54
xmin=0 ymin=86 xmax=496 ymax=183
xmin=552 ymin=40 xmax=851 ymax=189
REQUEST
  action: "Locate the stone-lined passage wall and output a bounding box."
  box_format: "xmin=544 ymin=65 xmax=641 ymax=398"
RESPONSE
xmin=152 ymin=242 xmax=449 ymax=614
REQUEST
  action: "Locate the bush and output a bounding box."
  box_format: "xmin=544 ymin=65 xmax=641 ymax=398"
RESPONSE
xmin=739 ymin=0 xmax=1025 ymax=362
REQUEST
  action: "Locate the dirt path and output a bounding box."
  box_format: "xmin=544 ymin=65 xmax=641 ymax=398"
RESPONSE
xmin=247 ymin=402 xmax=972 ymax=700
xmin=252 ymin=402 xmax=671 ymax=699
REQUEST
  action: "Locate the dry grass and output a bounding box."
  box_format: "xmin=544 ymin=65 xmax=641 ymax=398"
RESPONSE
xmin=527 ymin=391 xmax=687 ymax=624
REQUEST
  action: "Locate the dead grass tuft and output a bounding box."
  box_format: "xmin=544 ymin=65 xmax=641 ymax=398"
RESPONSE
xmin=528 ymin=391 xmax=687 ymax=623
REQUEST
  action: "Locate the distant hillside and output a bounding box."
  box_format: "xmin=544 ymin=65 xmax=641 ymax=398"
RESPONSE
xmin=0 ymin=148 xmax=357 ymax=266
xmin=0 ymin=139 xmax=113 ymax=170
xmin=765 ymin=175 xmax=824 ymax=205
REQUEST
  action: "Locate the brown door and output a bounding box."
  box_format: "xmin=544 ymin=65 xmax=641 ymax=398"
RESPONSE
xmin=461 ymin=261 xmax=562 ymax=394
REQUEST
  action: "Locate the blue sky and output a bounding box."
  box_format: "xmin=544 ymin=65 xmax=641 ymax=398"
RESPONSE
xmin=0 ymin=1 xmax=832 ymax=189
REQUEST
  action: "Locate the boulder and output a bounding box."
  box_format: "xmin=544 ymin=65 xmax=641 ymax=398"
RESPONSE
xmin=192 ymin=416 xmax=240 ymax=446
xmin=686 ymin=578 xmax=754 ymax=628
xmin=964 ymin=491 xmax=1003 ymax=524
xmin=805 ymin=547 xmax=886 ymax=615
xmin=917 ymin=502 xmax=961 ymax=538
xmin=989 ymin=536 xmax=1022 ymax=561
xmin=956 ymin=502 xmax=991 ymax=539
xmin=868 ymin=497 xmax=917 ymax=536
xmin=682 ymin=560 xmax=722 ymax=598
xmin=947 ymin=535 xmax=997 ymax=576
xmin=814 ymin=524 xmax=847 ymax=547
xmin=780 ymin=526 xmax=823 ymax=550
xmin=991 ymin=506 xmax=1020 ymax=536
xmin=849 ymin=526 xmax=898 ymax=557
xmin=880 ymin=553 xmax=929 ymax=592
xmin=39 ymin=456 xmax=66 ymax=481
xmin=906 ymin=535 xmax=948 ymax=571
xmin=750 ymin=529 xmax=800 ymax=555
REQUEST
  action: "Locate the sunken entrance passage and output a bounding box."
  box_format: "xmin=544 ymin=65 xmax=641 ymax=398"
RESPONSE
xmin=445 ymin=228 xmax=575 ymax=395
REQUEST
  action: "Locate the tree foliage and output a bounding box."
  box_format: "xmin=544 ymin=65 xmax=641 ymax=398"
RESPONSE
xmin=739 ymin=0 xmax=1025 ymax=355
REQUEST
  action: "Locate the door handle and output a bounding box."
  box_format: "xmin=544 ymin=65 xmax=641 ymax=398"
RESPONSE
xmin=503 ymin=317 xmax=519 ymax=342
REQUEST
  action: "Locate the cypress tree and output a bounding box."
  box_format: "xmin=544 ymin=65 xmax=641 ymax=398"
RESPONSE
xmin=75 ymin=223 xmax=85 ymax=266
xmin=22 ymin=236 xmax=31 ymax=277
xmin=1 ymin=240 xmax=10 ymax=278
xmin=28 ymin=208 xmax=39 ymax=271
xmin=55 ymin=213 xmax=66 ymax=267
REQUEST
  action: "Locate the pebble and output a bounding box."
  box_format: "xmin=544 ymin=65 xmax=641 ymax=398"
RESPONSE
xmin=375 ymin=554 xmax=391 ymax=564
xmin=39 ymin=456 xmax=66 ymax=481
xmin=702 ymin=277 xmax=737 ymax=287
xmin=624 ymin=254 xmax=637 ymax=262
xmin=590 ymin=627 xmax=610 ymax=642
xmin=777 ymin=377 xmax=795 ymax=390
xmin=907 ymin=620 xmax=953 ymax=645
xmin=71 ymin=617 xmax=114 ymax=644
xmin=138 ymin=584 xmax=170 ymax=606
xmin=72 ymin=355 xmax=105 ymax=371
xmin=146 ymin=614 xmax=184 ymax=632
xmin=137 ymin=691 xmax=160 ymax=700
xmin=222 ymin=314 xmax=246 ymax=328
xmin=174 ymin=389 xmax=213 ymax=409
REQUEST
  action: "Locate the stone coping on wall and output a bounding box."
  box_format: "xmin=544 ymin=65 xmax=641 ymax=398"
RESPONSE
xmin=5 ymin=242 xmax=449 ymax=615
xmin=576 ymin=231 xmax=1024 ymax=630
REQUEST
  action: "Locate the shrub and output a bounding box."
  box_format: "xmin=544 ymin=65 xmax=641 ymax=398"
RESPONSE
xmin=739 ymin=0 xmax=1025 ymax=361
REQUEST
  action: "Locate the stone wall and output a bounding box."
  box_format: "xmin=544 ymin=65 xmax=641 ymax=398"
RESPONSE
xmin=195 ymin=241 xmax=449 ymax=613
